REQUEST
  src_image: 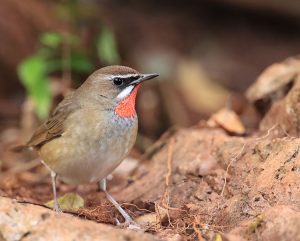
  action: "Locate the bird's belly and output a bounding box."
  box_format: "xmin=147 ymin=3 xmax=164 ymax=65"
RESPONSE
xmin=39 ymin=115 xmax=137 ymax=184
xmin=57 ymin=145 xmax=126 ymax=184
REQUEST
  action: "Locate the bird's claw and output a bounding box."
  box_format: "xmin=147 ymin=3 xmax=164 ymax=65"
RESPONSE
xmin=53 ymin=203 xmax=62 ymax=213
xmin=115 ymin=218 xmax=141 ymax=230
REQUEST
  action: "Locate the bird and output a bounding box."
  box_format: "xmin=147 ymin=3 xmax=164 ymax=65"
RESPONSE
xmin=15 ymin=65 xmax=158 ymax=227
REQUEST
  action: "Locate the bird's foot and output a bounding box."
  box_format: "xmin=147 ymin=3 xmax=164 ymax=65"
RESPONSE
xmin=100 ymin=179 xmax=141 ymax=230
xmin=115 ymin=218 xmax=141 ymax=230
xmin=52 ymin=203 xmax=63 ymax=213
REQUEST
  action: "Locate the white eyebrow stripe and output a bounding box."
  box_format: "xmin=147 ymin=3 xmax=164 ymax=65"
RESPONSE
xmin=116 ymin=85 xmax=135 ymax=99
xmin=102 ymin=74 xmax=140 ymax=81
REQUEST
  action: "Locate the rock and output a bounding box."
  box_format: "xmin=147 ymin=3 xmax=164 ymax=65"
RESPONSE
xmin=135 ymin=213 xmax=157 ymax=226
xmin=0 ymin=197 xmax=160 ymax=241
xmin=246 ymin=56 xmax=300 ymax=106
xmin=228 ymin=206 xmax=300 ymax=241
xmin=260 ymin=206 xmax=300 ymax=241
xmin=116 ymin=126 xmax=300 ymax=240
xmin=246 ymin=56 xmax=300 ymax=136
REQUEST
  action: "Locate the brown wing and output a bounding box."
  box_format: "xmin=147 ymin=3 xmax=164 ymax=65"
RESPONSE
xmin=27 ymin=92 xmax=79 ymax=148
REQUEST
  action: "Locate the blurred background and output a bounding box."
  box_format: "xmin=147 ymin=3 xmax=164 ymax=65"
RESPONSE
xmin=0 ymin=0 xmax=300 ymax=153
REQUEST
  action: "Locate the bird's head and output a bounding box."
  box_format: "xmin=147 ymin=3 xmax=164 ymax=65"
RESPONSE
xmin=76 ymin=65 xmax=158 ymax=118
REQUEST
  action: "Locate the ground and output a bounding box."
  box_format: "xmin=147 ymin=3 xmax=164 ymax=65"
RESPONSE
xmin=1 ymin=57 xmax=300 ymax=241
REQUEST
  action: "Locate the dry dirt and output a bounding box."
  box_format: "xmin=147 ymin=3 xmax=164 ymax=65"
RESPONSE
xmin=1 ymin=57 xmax=300 ymax=241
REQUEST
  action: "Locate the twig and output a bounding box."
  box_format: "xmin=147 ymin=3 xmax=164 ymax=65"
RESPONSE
xmin=161 ymin=137 xmax=175 ymax=208
xmin=255 ymin=123 xmax=294 ymax=142
xmin=254 ymin=124 xmax=278 ymax=142
xmin=220 ymin=142 xmax=246 ymax=197
xmin=158 ymin=137 xmax=176 ymax=227
xmin=121 ymin=203 xmax=153 ymax=213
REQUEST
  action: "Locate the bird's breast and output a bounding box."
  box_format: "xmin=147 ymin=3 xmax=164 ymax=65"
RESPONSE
xmin=39 ymin=110 xmax=138 ymax=184
xmin=95 ymin=113 xmax=138 ymax=158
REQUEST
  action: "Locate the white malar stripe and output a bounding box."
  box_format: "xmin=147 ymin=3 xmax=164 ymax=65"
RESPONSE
xmin=116 ymin=85 xmax=135 ymax=99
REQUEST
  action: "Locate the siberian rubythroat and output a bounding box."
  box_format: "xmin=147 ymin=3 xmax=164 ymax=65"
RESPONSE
xmin=17 ymin=65 xmax=158 ymax=226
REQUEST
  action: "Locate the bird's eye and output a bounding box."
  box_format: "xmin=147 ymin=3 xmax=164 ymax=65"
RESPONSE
xmin=113 ymin=78 xmax=123 ymax=86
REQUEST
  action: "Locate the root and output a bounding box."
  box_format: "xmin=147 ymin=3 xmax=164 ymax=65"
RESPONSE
xmin=220 ymin=142 xmax=246 ymax=197
xmin=162 ymin=137 xmax=175 ymax=208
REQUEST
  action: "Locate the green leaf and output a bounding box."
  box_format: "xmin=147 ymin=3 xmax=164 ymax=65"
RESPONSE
xmin=45 ymin=192 xmax=84 ymax=210
xmin=96 ymin=26 xmax=120 ymax=65
xmin=40 ymin=32 xmax=63 ymax=48
xmin=18 ymin=55 xmax=52 ymax=119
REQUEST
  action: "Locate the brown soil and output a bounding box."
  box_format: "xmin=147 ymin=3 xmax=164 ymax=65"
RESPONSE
xmin=2 ymin=126 xmax=300 ymax=240
xmin=1 ymin=57 xmax=300 ymax=240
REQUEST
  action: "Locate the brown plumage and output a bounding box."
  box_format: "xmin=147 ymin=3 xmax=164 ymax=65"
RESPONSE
xmin=18 ymin=66 xmax=140 ymax=150
xmin=13 ymin=65 xmax=158 ymax=227
xmin=94 ymin=65 xmax=138 ymax=75
xmin=27 ymin=92 xmax=78 ymax=148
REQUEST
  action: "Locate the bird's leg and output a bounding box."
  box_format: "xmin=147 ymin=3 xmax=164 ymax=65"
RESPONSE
xmin=99 ymin=178 xmax=140 ymax=229
xmin=41 ymin=160 xmax=61 ymax=212
xmin=50 ymin=171 xmax=60 ymax=212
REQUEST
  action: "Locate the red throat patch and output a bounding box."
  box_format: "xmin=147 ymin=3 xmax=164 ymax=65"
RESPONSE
xmin=115 ymin=84 xmax=140 ymax=118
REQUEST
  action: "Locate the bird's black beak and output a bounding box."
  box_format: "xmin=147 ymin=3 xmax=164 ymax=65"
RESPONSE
xmin=132 ymin=73 xmax=159 ymax=85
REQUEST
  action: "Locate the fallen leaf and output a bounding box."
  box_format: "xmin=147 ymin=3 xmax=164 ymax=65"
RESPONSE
xmin=177 ymin=60 xmax=229 ymax=113
xmin=45 ymin=192 xmax=84 ymax=210
xmin=207 ymin=108 xmax=245 ymax=134
xmin=215 ymin=234 xmax=223 ymax=241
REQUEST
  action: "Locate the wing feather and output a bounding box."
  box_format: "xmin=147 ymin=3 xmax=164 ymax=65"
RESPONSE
xmin=27 ymin=92 xmax=79 ymax=148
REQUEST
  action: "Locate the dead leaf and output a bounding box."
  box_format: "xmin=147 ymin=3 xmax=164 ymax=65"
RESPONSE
xmin=177 ymin=60 xmax=229 ymax=113
xmin=207 ymin=108 xmax=245 ymax=134
xmin=45 ymin=192 xmax=84 ymax=210
xmin=215 ymin=234 xmax=223 ymax=241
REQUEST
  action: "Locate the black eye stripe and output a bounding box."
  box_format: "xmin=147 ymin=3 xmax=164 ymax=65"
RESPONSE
xmin=127 ymin=76 xmax=139 ymax=82
xmin=112 ymin=76 xmax=139 ymax=83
